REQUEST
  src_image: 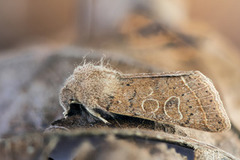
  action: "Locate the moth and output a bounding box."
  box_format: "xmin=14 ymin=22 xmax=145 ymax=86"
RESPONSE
xmin=59 ymin=64 xmax=231 ymax=132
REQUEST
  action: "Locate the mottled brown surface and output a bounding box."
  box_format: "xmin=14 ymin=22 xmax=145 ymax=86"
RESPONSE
xmin=0 ymin=128 xmax=237 ymax=160
xmin=110 ymin=71 xmax=230 ymax=132
xmin=46 ymin=129 xmax=237 ymax=160
xmin=0 ymin=133 xmax=57 ymax=160
xmin=71 ymin=133 xmax=187 ymax=160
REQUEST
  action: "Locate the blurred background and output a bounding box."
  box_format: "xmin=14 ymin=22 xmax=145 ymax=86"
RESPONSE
xmin=0 ymin=0 xmax=240 ymax=51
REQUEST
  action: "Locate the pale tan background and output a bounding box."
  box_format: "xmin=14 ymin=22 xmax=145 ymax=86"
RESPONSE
xmin=0 ymin=0 xmax=240 ymax=51
xmin=189 ymin=0 xmax=240 ymax=50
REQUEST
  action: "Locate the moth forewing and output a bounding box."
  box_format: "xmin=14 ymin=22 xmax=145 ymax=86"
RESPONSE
xmin=60 ymin=64 xmax=230 ymax=132
xmin=107 ymin=71 xmax=231 ymax=132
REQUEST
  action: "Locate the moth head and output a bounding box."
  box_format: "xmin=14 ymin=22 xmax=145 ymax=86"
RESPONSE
xmin=59 ymin=63 xmax=120 ymax=118
xmin=59 ymin=75 xmax=80 ymax=117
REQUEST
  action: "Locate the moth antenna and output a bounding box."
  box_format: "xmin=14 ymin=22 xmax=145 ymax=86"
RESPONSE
xmin=105 ymin=59 xmax=111 ymax=68
xmin=82 ymin=56 xmax=87 ymax=66
xmin=100 ymin=55 xmax=106 ymax=67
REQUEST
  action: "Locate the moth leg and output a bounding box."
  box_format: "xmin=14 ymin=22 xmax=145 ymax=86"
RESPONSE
xmin=85 ymin=107 xmax=110 ymax=124
xmin=63 ymin=111 xmax=68 ymax=118
xmin=69 ymin=100 xmax=110 ymax=124
xmin=94 ymin=106 xmax=121 ymax=127
xmin=99 ymin=109 xmax=121 ymax=127
xmin=154 ymin=122 xmax=187 ymax=136
xmin=154 ymin=122 xmax=176 ymax=134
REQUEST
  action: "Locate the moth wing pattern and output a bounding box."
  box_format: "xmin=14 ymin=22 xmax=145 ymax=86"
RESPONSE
xmin=106 ymin=71 xmax=230 ymax=132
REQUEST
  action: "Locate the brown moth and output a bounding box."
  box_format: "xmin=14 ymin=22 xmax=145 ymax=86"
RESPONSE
xmin=59 ymin=64 xmax=231 ymax=132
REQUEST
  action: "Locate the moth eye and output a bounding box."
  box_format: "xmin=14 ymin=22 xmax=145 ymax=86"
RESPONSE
xmin=68 ymin=99 xmax=73 ymax=103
